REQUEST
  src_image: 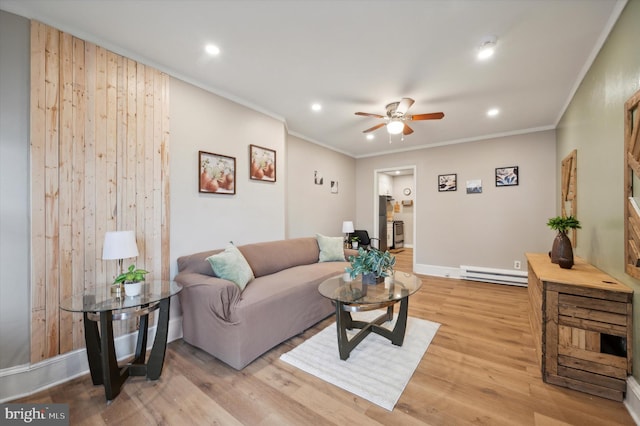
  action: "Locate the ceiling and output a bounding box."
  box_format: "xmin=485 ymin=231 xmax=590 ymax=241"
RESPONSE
xmin=1 ymin=0 xmax=625 ymax=158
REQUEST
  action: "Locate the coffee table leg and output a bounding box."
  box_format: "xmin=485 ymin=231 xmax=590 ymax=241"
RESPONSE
xmin=390 ymin=296 xmax=409 ymax=346
xmin=336 ymin=302 xmax=353 ymax=360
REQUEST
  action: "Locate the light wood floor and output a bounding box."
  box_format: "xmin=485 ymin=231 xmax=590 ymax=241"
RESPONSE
xmin=14 ymin=249 xmax=634 ymax=425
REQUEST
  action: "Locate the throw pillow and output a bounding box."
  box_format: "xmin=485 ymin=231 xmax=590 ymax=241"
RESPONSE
xmin=206 ymin=243 xmax=254 ymax=290
xmin=316 ymin=233 xmax=345 ymax=262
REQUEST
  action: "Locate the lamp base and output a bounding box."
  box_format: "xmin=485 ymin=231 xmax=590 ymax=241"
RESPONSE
xmin=110 ymin=284 xmax=123 ymax=297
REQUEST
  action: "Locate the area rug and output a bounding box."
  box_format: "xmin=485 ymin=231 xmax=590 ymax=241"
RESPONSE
xmin=280 ymin=310 xmax=440 ymax=411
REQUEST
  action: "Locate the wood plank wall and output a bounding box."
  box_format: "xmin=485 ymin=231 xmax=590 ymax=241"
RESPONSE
xmin=30 ymin=21 xmax=170 ymax=363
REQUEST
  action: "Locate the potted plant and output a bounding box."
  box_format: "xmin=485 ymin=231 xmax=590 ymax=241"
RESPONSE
xmin=350 ymin=235 xmax=360 ymax=249
xmin=113 ymin=264 xmax=149 ymax=296
xmin=547 ymin=215 xmax=581 ymax=268
xmin=346 ymin=247 xmax=396 ymax=284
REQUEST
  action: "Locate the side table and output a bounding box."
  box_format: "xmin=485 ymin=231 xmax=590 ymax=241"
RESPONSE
xmin=60 ymin=280 xmax=182 ymax=402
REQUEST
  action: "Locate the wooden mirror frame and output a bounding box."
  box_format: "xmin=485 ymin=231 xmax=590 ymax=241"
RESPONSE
xmin=624 ymin=88 xmax=640 ymax=279
xmin=561 ymin=149 xmax=577 ymax=247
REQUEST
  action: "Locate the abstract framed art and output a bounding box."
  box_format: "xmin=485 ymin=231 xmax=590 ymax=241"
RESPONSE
xmin=199 ymin=151 xmax=236 ymax=194
xmin=495 ymin=166 xmax=519 ymax=187
xmin=438 ymin=173 xmax=457 ymax=192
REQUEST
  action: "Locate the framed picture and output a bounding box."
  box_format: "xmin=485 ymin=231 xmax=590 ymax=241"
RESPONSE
xmin=438 ymin=173 xmax=457 ymax=192
xmin=466 ymin=179 xmax=482 ymax=194
xmin=331 ymin=180 xmax=339 ymax=194
xmin=314 ymin=170 xmax=324 ymax=185
xmin=496 ymin=166 xmax=519 ymax=187
xmin=250 ymin=144 xmax=276 ymax=182
xmin=199 ymin=151 xmax=236 ymax=194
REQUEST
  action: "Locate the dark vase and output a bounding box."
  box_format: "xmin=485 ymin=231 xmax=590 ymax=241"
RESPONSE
xmin=558 ymin=257 xmax=574 ymax=269
xmin=550 ymin=231 xmax=573 ymax=265
xmin=362 ymin=273 xmax=384 ymax=285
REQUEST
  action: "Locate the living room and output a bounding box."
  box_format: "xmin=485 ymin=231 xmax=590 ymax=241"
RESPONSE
xmin=1 ymin=0 xmax=639 ymax=424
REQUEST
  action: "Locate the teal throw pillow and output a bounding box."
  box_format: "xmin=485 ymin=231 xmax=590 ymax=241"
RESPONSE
xmin=316 ymin=234 xmax=345 ymax=262
xmin=206 ymin=244 xmax=254 ymax=290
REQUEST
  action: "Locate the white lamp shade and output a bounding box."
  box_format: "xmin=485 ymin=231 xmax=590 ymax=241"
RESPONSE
xmin=342 ymin=221 xmax=354 ymax=233
xmin=102 ymin=230 xmax=139 ymax=260
xmin=387 ymin=120 xmax=404 ymax=135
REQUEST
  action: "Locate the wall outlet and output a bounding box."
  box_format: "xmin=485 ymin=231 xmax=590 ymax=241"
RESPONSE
xmin=514 ymin=260 xmax=522 ymax=270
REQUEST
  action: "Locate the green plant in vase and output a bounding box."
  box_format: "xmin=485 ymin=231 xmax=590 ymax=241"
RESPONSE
xmin=346 ymin=247 xmax=396 ymax=284
xmin=547 ymin=215 xmax=581 ymax=268
xmin=114 ymin=264 xmax=149 ymax=296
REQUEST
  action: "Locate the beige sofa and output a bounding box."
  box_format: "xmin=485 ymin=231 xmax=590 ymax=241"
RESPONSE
xmin=175 ymin=237 xmax=355 ymax=370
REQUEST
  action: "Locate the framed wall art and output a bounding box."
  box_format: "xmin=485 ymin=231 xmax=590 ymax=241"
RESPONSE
xmin=438 ymin=173 xmax=457 ymax=192
xmin=250 ymin=144 xmax=276 ymax=182
xmin=466 ymin=179 xmax=482 ymax=194
xmin=495 ymin=166 xmax=519 ymax=187
xmin=199 ymin=151 xmax=236 ymax=194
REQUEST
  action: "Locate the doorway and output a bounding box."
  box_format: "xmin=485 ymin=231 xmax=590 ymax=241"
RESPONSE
xmin=373 ymin=166 xmax=416 ymax=271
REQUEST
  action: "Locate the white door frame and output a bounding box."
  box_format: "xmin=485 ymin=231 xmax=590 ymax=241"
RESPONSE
xmin=372 ymin=165 xmax=417 ymax=269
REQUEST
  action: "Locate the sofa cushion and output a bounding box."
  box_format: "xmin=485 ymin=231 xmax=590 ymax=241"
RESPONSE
xmin=239 ymin=238 xmax=320 ymax=278
xmin=207 ymin=244 xmax=254 ymax=290
xmin=316 ymin=234 xmax=345 ymax=262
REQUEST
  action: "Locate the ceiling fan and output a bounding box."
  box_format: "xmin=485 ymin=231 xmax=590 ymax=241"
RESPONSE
xmin=355 ymin=98 xmax=444 ymax=136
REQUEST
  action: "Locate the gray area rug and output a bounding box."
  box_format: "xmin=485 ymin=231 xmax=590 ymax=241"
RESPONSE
xmin=280 ymin=310 xmax=440 ymax=411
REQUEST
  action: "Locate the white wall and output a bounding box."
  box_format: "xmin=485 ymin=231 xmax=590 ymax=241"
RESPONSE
xmin=0 ymin=10 xmax=30 ymax=369
xmin=356 ymin=130 xmax=557 ymax=272
xmin=170 ymin=78 xmax=287 ymax=277
xmin=556 ymin=0 xmax=640 ymax=380
xmin=286 ymin=134 xmax=356 ymax=239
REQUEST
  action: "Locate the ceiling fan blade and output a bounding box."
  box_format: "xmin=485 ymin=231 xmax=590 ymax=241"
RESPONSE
xmin=410 ymin=112 xmax=445 ymax=121
xmin=355 ymin=112 xmax=385 ymax=119
xmin=403 ymin=124 xmax=414 ymax=135
xmin=396 ymin=98 xmax=415 ymax=115
xmin=363 ymin=123 xmax=386 ymax=133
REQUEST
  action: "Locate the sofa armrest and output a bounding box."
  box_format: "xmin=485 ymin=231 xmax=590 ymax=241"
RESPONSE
xmin=175 ymin=272 xmax=241 ymax=322
xmin=344 ymin=248 xmax=359 ymax=259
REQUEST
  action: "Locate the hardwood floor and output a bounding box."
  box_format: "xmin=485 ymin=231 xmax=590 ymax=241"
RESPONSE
xmin=13 ymin=248 xmax=634 ymax=425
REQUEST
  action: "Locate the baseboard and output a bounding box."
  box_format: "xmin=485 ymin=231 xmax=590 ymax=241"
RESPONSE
xmin=0 ymin=316 xmax=183 ymax=403
xmin=625 ymin=376 xmax=640 ymax=424
xmin=415 ymin=263 xmax=527 ymax=287
xmin=414 ymin=263 xmax=461 ymax=279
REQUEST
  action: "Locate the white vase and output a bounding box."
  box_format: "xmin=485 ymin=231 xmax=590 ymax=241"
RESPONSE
xmin=352 ymin=242 xmax=359 ymax=249
xmin=124 ymin=282 xmax=142 ymax=297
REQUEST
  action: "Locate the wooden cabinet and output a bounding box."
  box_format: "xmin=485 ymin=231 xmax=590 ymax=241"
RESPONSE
xmin=526 ymin=253 xmax=633 ymax=401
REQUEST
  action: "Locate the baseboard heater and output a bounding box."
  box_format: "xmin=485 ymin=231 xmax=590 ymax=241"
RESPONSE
xmin=460 ymin=265 xmax=528 ymax=287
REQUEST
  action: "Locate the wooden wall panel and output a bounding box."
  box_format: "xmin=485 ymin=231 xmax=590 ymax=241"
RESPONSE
xmin=29 ymin=21 xmax=170 ymax=363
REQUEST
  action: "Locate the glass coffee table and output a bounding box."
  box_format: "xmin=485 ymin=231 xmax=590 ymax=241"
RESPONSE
xmin=60 ymin=280 xmax=182 ymax=401
xmin=318 ymin=271 xmax=422 ymax=360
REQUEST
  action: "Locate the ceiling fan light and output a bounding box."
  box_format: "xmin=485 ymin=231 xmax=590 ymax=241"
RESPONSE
xmin=387 ymin=120 xmax=404 ymax=135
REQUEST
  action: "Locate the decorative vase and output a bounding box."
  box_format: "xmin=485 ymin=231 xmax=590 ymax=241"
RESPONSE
xmin=352 ymin=241 xmax=359 ymax=249
xmin=558 ymin=257 xmax=574 ymax=269
xmin=550 ymin=231 xmax=573 ymax=265
xmin=362 ymin=273 xmax=383 ymax=285
xmin=124 ymin=281 xmax=142 ymax=297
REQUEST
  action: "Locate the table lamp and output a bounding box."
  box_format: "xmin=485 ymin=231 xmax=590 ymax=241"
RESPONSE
xmin=102 ymin=230 xmax=139 ymax=295
xmin=342 ymin=221 xmax=354 ymax=247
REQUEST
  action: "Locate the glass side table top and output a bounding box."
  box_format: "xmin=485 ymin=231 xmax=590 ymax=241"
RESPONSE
xmin=60 ymin=280 xmax=182 ymax=313
xmin=318 ymin=271 xmax=422 ymax=305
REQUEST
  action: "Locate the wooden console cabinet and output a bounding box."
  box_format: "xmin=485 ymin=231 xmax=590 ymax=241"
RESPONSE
xmin=526 ymin=253 xmax=633 ymax=401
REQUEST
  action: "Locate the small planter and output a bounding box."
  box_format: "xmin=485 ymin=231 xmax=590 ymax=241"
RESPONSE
xmin=352 ymin=241 xmax=359 ymax=249
xmin=124 ymin=282 xmax=142 ymax=297
xmin=362 ymin=273 xmax=384 ymax=285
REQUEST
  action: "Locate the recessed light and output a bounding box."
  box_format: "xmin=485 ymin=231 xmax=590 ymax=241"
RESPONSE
xmin=477 ymin=36 xmax=497 ymax=60
xmin=366 ymin=134 xmax=374 ymax=140
xmin=487 ymin=108 xmax=500 ymax=117
xmin=205 ymin=44 xmax=220 ymax=55
xmin=311 ymin=103 xmax=322 ymax=112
